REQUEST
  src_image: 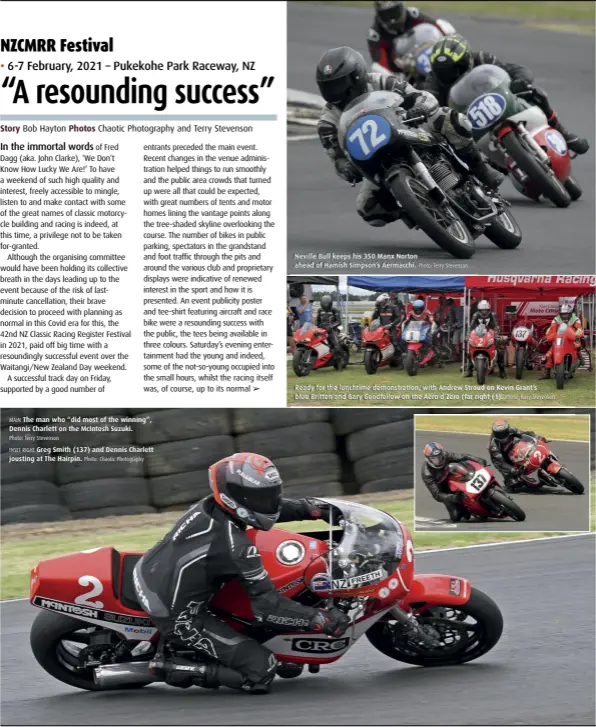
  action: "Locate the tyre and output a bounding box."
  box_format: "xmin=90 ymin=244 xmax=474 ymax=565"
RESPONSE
xmin=364 ymin=348 xmax=380 ymax=375
xmin=501 ymin=132 xmax=571 ymax=208
xmin=515 ymin=347 xmax=526 ymax=380
xmin=555 ymin=362 xmax=565 ymax=390
xmin=476 ymin=357 xmax=486 ymax=386
xmin=556 ymin=469 xmax=584 ymax=494
xmin=488 ymin=489 xmax=526 ymax=521
xmin=30 ymin=611 xmax=151 ymax=691
xmin=366 ymin=586 xmax=503 ymax=667
xmin=232 ymin=409 xmax=329 ymax=435
xmin=563 ymin=175 xmax=582 ymax=201
xmin=483 ymin=208 xmax=523 ymax=249
xmin=134 ymin=408 xmax=231 ymax=445
xmin=61 ymin=478 xmax=150 ymax=512
xmin=236 ymin=422 xmax=335 ymax=460
xmin=346 ymin=420 xmax=414 ymax=461
xmin=292 ymin=349 xmax=314 ymax=377
xmin=146 ymin=435 xmax=234 ymax=477
xmin=353 ymin=448 xmax=414 ymax=487
xmin=1 ymin=504 xmax=71 ymax=525
xmin=149 ymin=470 xmax=212 ymax=508
xmin=389 ymin=168 xmax=475 ymax=259
xmin=275 ymin=453 xmax=341 ymax=489
xmin=360 ymin=477 xmax=409 ymax=493
xmin=56 ymin=456 xmax=144 ymax=486
xmin=405 ymin=350 xmax=417 ymax=377
xmin=0 ymin=452 xmax=55 ymax=485
xmin=331 ymin=410 xmax=412 ymax=436
xmin=333 ymin=349 xmax=349 ymax=372
xmin=1 ymin=480 xmax=61 ymax=509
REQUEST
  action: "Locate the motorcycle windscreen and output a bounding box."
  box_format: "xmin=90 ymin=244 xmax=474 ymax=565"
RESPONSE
xmin=448 ymin=64 xmax=511 ymax=109
xmin=307 ymin=499 xmax=404 ymax=594
xmin=403 ymin=320 xmax=429 ymax=341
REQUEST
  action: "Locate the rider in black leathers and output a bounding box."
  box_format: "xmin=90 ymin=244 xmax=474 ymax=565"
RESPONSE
xmin=489 ymin=420 xmax=542 ymax=491
xmin=372 ymin=293 xmax=404 ymax=352
xmin=424 ymin=36 xmax=589 ymax=155
xmin=466 ymin=299 xmax=506 ymax=379
xmin=421 ymin=442 xmax=487 ymax=521
xmin=316 ymin=293 xmax=342 ymax=355
xmin=316 ymin=46 xmax=503 ymax=227
xmin=134 ymin=453 xmax=349 ymax=694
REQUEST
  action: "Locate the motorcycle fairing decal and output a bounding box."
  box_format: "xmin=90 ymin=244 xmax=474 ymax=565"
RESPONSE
xmin=544 ymin=129 xmax=567 ymax=156
xmin=415 ymin=45 xmax=433 ymax=74
xmin=346 ymin=114 xmax=391 ymax=161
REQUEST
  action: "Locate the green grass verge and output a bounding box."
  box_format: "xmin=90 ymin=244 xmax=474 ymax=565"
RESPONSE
xmin=1 ymin=494 xmax=582 ymax=600
xmin=307 ymin=1 xmax=596 ymax=23
xmin=287 ymin=361 xmax=594 ymax=407
xmin=415 ymin=414 xmax=590 ymax=441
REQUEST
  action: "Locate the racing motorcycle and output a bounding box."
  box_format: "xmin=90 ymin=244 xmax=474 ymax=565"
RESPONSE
xmin=338 ymin=90 xmax=522 ymax=259
xmin=546 ymin=321 xmax=582 ymax=390
xmin=28 ymin=499 xmax=505 ymax=692
xmin=447 ymin=461 xmax=526 ymax=522
xmin=362 ymin=319 xmax=402 ymax=374
xmin=402 ymin=319 xmax=436 ymax=376
xmin=507 ymin=434 xmax=584 ymax=494
xmin=449 ymin=65 xmax=581 ymax=208
xmin=467 ymin=323 xmax=497 ymax=385
xmin=511 ymin=322 xmax=538 ymax=380
xmin=292 ymin=322 xmax=349 ymax=377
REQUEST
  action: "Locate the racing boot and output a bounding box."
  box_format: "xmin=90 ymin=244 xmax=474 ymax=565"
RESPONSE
xmin=539 ymin=368 xmax=551 ymax=380
xmin=464 ymin=359 xmax=474 ymax=378
xmin=548 ymin=111 xmax=589 ymax=155
xmin=459 ymin=145 xmax=504 ymax=189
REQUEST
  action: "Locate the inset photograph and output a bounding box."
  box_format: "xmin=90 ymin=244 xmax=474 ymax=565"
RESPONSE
xmin=288 ymin=1 xmax=595 ymax=273
xmin=414 ymin=412 xmax=591 ymax=532
xmin=287 ymin=274 xmax=596 ymax=407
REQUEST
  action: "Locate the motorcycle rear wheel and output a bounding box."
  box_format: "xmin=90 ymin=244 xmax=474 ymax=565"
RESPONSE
xmin=475 ymin=356 xmax=486 ymax=386
xmin=557 ymin=468 xmax=584 ymax=494
xmin=483 ymin=208 xmax=523 ymax=250
xmin=488 ymin=489 xmax=526 ymax=521
xmin=30 ymin=610 xmax=151 ymax=691
xmin=364 ymin=348 xmax=380 ymax=375
xmin=405 ymin=349 xmax=418 ymax=376
xmin=563 ymin=175 xmax=582 ymax=201
xmin=515 ymin=347 xmax=526 ymax=380
xmin=555 ymin=361 xmax=566 ymax=390
xmin=292 ymin=349 xmax=314 ymax=377
xmin=389 ymin=169 xmax=475 ymax=259
xmin=366 ymin=587 xmax=503 ymax=667
xmin=501 ymin=132 xmax=571 ymax=208
xmin=333 ymin=349 xmax=349 ymax=371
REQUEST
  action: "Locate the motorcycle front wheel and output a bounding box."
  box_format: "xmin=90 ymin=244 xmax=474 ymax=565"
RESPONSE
xmin=405 ymin=349 xmax=418 ymax=376
xmin=483 ymin=208 xmax=523 ymax=250
xmin=366 ymin=587 xmax=503 ymax=667
xmin=292 ymin=348 xmax=314 ymax=377
xmin=556 ymin=468 xmax=584 ymax=494
xmin=364 ymin=348 xmax=380 ymax=375
xmin=515 ymin=347 xmax=526 ymax=380
xmin=475 ymin=356 xmax=486 ymax=386
xmin=389 ymin=169 xmax=475 ymax=259
xmin=555 ymin=361 xmax=566 ymax=390
xmin=488 ymin=489 xmax=526 ymax=521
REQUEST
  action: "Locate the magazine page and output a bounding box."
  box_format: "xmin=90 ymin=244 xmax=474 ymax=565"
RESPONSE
xmin=1 ymin=2 xmax=595 ymax=726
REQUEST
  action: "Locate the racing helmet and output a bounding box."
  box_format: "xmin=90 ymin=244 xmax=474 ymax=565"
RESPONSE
xmin=559 ymin=303 xmax=573 ymax=323
xmin=411 ymin=298 xmax=426 ymax=317
xmin=374 ymin=0 xmax=407 ymax=35
xmin=210 ymin=452 xmax=283 ymax=531
xmin=320 ymin=293 xmax=333 ymax=312
xmin=316 ymin=47 xmax=369 ymax=109
xmin=430 ymin=34 xmax=473 ymax=87
xmin=376 ymin=293 xmax=390 ymax=306
xmin=477 ymin=299 xmax=491 ymax=319
xmin=424 ymin=442 xmax=446 ymax=469
xmin=491 ymin=420 xmax=512 ymax=444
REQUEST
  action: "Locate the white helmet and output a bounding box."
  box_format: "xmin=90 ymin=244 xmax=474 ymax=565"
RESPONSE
xmin=376 ymin=293 xmax=390 ymax=305
xmin=477 ymin=299 xmax=491 ymax=316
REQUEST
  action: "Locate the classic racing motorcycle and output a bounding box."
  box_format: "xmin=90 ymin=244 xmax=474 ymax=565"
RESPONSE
xmin=467 ymin=323 xmax=497 ymax=385
xmin=448 ymin=65 xmax=581 ymax=207
xmin=510 ymin=322 xmax=539 ymax=380
xmin=362 ymin=319 xmax=402 ymax=374
xmin=402 ymin=319 xmax=436 ymax=376
xmin=292 ymin=322 xmax=349 ymax=377
xmin=546 ymin=321 xmax=583 ymax=390
xmin=446 ymin=461 xmax=526 ymax=522
xmin=507 ymin=434 xmax=584 ymax=494
xmin=29 ymin=500 xmax=504 ymax=691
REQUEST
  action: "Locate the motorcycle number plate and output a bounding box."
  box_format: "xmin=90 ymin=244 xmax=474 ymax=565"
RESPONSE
xmin=467 ymin=93 xmax=506 ymax=130
xmin=346 ymin=114 xmax=391 ymax=161
xmin=513 ymin=328 xmax=529 ymax=341
xmin=465 ymin=468 xmax=491 ymax=494
xmin=405 ymin=331 xmax=420 ymax=342
xmin=415 ymin=46 xmax=432 ymax=74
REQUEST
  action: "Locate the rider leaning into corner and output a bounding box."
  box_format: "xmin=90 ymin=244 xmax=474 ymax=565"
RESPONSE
xmin=315 ymin=46 xmax=504 ymax=228
xmin=367 ymin=1 xmax=447 ymax=74
xmin=424 ymin=35 xmax=589 ymax=155
xmin=489 ymin=419 xmax=544 ymax=491
xmin=316 ymin=293 xmax=343 ymax=355
xmin=421 ymin=442 xmax=488 ymax=522
xmin=539 ymin=303 xmax=584 ymax=380
xmin=133 ymin=453 xmax=349 ymax=694
xmin=465 ymin=299 xmax=507 ymax=379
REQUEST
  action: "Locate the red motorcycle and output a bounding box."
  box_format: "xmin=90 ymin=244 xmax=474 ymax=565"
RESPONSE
xmin=292 ymin=322 xmax=349 ymax=377
xmin=546 ymin=322 xmax=582 ymax=390
xmin=510 ymin=323 xmax=538 ymax=380
xmin=363 ymin=320 xmax=402 ymax=374
xmin=29 ymin=500 xmax=504 ymax=692
xmin=446 ymin=461 xmax=526 ymax=522
xmin=467 ymin=324 xmax=497 ymax=386
xmin=507 ymin=434 xmax=584 ymax=494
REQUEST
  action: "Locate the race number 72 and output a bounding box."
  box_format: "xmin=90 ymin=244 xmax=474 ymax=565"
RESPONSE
xmin=348 ymin=119 xmax=387 ymax=156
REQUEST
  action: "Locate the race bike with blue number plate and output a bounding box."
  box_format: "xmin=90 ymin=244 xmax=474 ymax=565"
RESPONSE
xmin=402 ymin=319 xmax=435 ymax=375
xmin=338 ymin=90 xmax=523 ymax=260
xmin=28 ymin=500 xmax=504 ymax=691
xmin=448 ymin=65 xmax=581 ymax=208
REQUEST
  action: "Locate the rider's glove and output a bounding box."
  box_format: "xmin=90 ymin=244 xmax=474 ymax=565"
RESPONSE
xmin=303 ymin=498 xmax=332 ymax=522
xmin=334 ymin=158 xmax=362 ymax=185
xmin=404 ymin=106 xmax=426 ymax=123
xmin=510 ymin=78 xmax=533 ymax=95
xmin=310 ymin=608 xmax=351 ymax=637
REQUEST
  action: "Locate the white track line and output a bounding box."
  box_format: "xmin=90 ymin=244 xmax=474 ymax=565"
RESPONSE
xmin=416 ymin=428 xmax=589 ymax=445
xmin=3 ymin=534 xmax=592 ymax=603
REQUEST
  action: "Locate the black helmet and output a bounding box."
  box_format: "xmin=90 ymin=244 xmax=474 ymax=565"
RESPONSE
xmin=320 ymin=293 xmax=333 ymax=312
xmin=424 ymin=442 xmax=446 ymax=469
xmin=374 ymin=0 xmax=406 ymax=35
xmin=316 ymin=47 xmax=368 ymax=109
xmin=492 ymin=420 xmax=512 ymax=443
xmin=430 ymin=34 xmax=473 ymax=88
xmin=210 ymin=452 xmax=283 ymax=531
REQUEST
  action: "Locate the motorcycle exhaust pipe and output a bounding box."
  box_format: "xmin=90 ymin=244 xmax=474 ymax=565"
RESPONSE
xmin=94 ymin=661 xmax=160 ymax=689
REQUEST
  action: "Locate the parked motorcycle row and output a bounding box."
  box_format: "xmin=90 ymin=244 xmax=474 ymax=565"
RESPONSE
xmin=346 ymin=21 xmax=584 ymax=259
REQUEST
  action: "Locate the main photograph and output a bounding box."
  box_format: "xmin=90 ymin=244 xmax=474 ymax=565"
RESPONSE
xmin=287 ymin=0 xmax=595 ymax=273
xmin=1 ymin=407 xmax=594 ymax=727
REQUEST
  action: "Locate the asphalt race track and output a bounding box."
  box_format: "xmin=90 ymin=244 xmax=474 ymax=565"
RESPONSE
xmin=2 ymin=537 xmax=595 ymax=725
xmin=415 ymin=430 xmax=590 ymax=530
xmin=288 ymin=2 xmax=596 ymax=274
